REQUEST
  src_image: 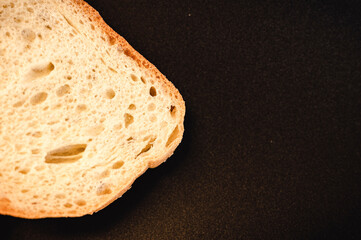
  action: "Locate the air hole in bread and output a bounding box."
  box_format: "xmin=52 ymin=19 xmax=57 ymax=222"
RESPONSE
xmin=90 ymin=24 xmax=95 ymax=30
xmin=64 ymin=203 xmax=72 ymax=208
xmin=137 ymin=142 xmax=154 ymax=157
xmin=79 ymin=20 xmax=84 ymax=25
xmin=108 ymin=66 xmax=117 ymax=73
xmin=21 ymin=189 xmax=29 ymax=193
xmin=99 ymin=169 xmax=110 ymax=178
xmin=47 ymin=144 xmax=86 ymax=156
xmin=61 ymin=13 xmax=80 ymax=33
xmin=96 ymin=183 xmax=112 ymax=195
xmin=30 ymin=92 xmax=48 ymax=105
xmin=140 ymin=76 xmax=146 ymax=84
xmin=130 ymin=74 xmax=138 ymax=82
xmin=105 ymin=88 xmax=115 ymax=99
xmin=166 ymin=126 xmax=179 ymax=147
xmin=127 ymin=137 xmax=133 ymax=141
xmin=45 ymin=25 xmax=52 ymax=30
xmin=66 ymin=75 xmax=72 ymax=80
xmin=55 ymin=194 xmax=65 ymax=199
xmin=26 ymin=62 xmax=55 ymax=82
xmin=27 ymin=7 xmax=34 ymax=13
xmin=21 ymin=29 xmax=35 ymax=41
xmin=19 ymin=168 xmax=30 ymax=174
xmin=32 ymin=131 xmax=42 ymax=138
xmin=170 ymin=105 xmax=176 ymax=117
xmin=13 ymin=100 xmax=25 ymax=108
xmin=45 ymin=144 xmax=87 ymax=164
xmin=31 ymin=149 xmax=40 ymax=154
xmin=45 ymin=154 xmax=82 ymax=164
xmin=47 ymin=120 xmax=59 ymax=125
xmin=52 ymin=103 xmax=61 ymax=109
xmin=148 ymin=103 xmax=156 ymax=111
xmin=108 ymin=35 xmax=116 ymax=45
xmin=14 ymin=17 xmax=22 ymax=23
xmin=149 ymin=86 xmax=157 ymax=97
xmin=112 ymin=161 xmax=124 ymax=169
xmin=128 ymin=104 xmax=136 ymax=110
xmin=124 ymin=113 xmax=134 ymax=128
xmin=75 ymin=199 xmax=86 ymax=206
xmin=142 ymin=135 xmax=153 ymax=141
xmin=76 ymin=104 xmax=87 ymax=112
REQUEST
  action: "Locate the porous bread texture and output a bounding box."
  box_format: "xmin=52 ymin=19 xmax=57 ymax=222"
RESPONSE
xmin=0 ymin=0 xmax=185 ymax=218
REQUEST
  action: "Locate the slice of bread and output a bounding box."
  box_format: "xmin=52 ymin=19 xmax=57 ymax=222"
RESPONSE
xmin=0 ymin=0 xmax=185 ymax=218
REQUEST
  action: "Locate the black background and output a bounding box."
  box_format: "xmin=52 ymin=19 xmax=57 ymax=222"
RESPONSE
xmin=2 ymin=0 xmax=361 ymax=239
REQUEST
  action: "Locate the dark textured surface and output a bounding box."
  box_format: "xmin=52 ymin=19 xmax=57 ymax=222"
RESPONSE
xmin=2 ymin=0 xmax=361 ymax=239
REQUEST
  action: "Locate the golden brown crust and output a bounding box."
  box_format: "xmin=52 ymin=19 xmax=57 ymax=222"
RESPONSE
xmin=0 ymin=0 xmax=185 ymax=219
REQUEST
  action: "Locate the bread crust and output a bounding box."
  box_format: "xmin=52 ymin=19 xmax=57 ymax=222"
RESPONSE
xmin=0 ymin=0 xmax=185 ymax=219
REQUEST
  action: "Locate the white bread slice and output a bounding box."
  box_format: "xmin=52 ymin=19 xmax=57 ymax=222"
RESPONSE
xmin=0 ymin=0 xmax=185 ymax=218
